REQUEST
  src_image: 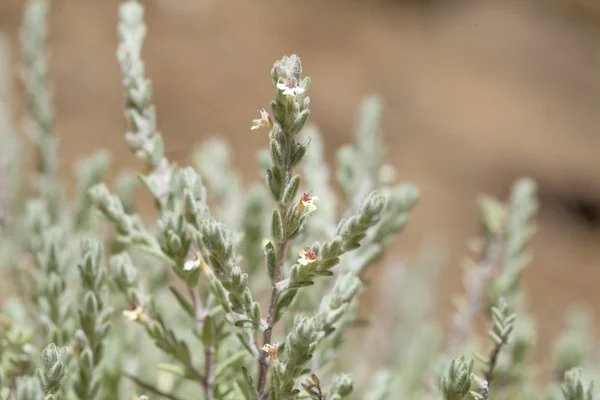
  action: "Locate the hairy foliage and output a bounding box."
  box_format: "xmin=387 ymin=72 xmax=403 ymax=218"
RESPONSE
xmin=0 ymin=1 xmax=597 ymax=400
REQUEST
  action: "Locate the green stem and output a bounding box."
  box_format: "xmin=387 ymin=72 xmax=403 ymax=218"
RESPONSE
xmin=257 ymin=205 xmax=288 ymax=396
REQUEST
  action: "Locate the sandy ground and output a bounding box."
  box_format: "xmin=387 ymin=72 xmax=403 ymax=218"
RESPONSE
xmin=2 ymin=0 xmax=600 ymax=365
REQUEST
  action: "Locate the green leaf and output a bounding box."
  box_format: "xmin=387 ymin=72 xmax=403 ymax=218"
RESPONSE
xmin=241 ymin=366 xmax=259 ymax=400
xmin=157 ymin=363 xmax=186 ymax=377
xmin=186 ymin=265 xmax=201 ymax=287
xmin=274 ymin=290 xmax=297 ymax=323
xmin=265 ymin=241 xmax=277 ymax=280
xmin=235 ymin=320 xmax=259 ymax=330
xmin=169 ymin=286 xmax=195 ymax=318
xmin=270 ymin=139 xmax=285 ymax=167
xmin=215 ymin=351 xmax=247 ymax=380
xmin=272 ymin=208 xmax=284 ymax=241
xmin=291 ymin=137 xmax=311 ymax=167
xmin=288 ymin=281 xmax=314 ymax=289
xmin=281 ymin=174 xmax=300 ymax=206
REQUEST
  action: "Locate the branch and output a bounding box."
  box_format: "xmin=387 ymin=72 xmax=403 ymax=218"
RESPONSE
xmin=191 ymin=286 xmax=215 ymax=400
xmin=257 ymin=210 xmax=287 ymax=395
xmin=121 ymin=371 xmax=184 ymax=400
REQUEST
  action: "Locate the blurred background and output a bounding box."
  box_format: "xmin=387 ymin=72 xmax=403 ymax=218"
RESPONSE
xmin=2 ymin=0 xmax=600 ymax=366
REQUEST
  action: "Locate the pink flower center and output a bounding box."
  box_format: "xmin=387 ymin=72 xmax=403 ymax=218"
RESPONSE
xmin=302 ymin=192 xmax=312 ymax=203
xmin=286 ymin=78 xmax=297 ymax=89
xmin=305 ymin=249 xmax=316 ymax=261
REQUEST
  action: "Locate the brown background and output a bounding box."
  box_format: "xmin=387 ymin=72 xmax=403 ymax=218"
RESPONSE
xmin=2 ymin=0 xmax=600 ymax=366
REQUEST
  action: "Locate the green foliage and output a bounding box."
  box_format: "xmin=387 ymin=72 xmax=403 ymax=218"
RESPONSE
xmin=476 ymin=298 xmax=516 ymax=382
xmin=0 ymin=1 xmax=597 ymax=399
xmin=561 ymin=368 xmax=594 ymax=400
xmin=554 ymin=308 xmax=593 ymax=377
xmin=36 ymin=343 xmax=67 ymax=397
xmin=441 ymin=356 xmax=474 ymax=400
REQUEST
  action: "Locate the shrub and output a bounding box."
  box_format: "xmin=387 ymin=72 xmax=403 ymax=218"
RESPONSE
xmin=0 ymin=1 xmax=597 ymax=399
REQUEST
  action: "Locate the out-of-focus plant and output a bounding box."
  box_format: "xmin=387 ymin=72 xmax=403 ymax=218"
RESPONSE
xmin=0 ymin=1 xmax=597 ymax=399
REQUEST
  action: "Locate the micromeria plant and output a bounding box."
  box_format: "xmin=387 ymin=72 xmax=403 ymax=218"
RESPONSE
xmin=0 ymin=0 xmax=599 ymax=399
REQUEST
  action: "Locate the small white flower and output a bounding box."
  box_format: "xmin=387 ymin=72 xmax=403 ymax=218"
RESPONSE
xmin=277 ymin=78 xmax=305 ymax=96
xmin=183 ymin=251 xmax=203 ymax=271
xmin=251 ymin=108 xmax=273 ymax=131
xmin=262 ymin=342 xmax=279 ymax=361
xmin=123 ymin=304 xmax=143 ymax=321
xmin=183 ymin=259 xmax=199 ymax=271
xmin=298 ymin=248 xmax=317 ymax=266
xmin=300 ymin=192 xmax=319 ymax=213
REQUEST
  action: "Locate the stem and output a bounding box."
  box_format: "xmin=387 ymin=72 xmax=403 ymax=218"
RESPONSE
xmin=484 ymin=337 xmax=507 ymax=385
xmin=446 ymin=233 xmax=502 ymax=354
xmin=121 ymin=371 xmax=184 ymax=400
xmin=191 ymin=286 xmax=215 ymax=400
xmin=186 ymin=366 xmax=207 ymax=385
xmin=191 ymin=287 xmax=207 ymax=326
xmin=257 ymin=206 xmax=288 ymax=396
xmin=204 ymin=345 xmax=215 ymax=400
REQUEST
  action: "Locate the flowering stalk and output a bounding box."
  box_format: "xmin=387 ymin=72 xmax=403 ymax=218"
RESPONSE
xmin=470 ymin=298 xmax=516 ymax=399
xmin=36 ymin=343 xmax=68 ymax=398
xmin=117 ymin=0 xmax=173 ymax=211
xmin=446 ymin=196 xmax=504 ymax=354
xmin=73 ymin=237 xmax=112 ymax=399
xmin=254 ymin=54 xmax=312 ymax=396
xmin=0 ymin=36 xmax=20 ymax=230
xmin=447 ymin=178 xmax=537 ymax=354
xmin=112 ymin=253 xmax=207 ymax=392
xmin=19 ymin=0 xmax=63 ymax=225
xmin=22 ymin=205 xmax=71 ymax=347
xmin=20 ymin=0 xmax=57 ymax=182
xmin=109 ymin=5 xmax=223 ymax=399
xmin=440 ymin=356 xmax=474 ymax=400
xmin=561 ymin=368 xmax=594 ymax=400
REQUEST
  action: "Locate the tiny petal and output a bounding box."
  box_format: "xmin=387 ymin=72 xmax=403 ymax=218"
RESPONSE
xmin=262 ymin=342 xmax=279 ymax=361
xmin=183 ymin=259 xmax=200 ymax=271
xmin=277 ymin=78 xmax=304 ymax=97
xmin=251 ymin=109 xmax=273 ymax=131
xmin=297 ymin=248 xmax=317 ymax=266
xmin=298 ymin=257 xmax=310 ymax=266
xmin=300 ymin=193 xmax=318 ymax=213
xmin=123 ymin=306 xmax=143 ymax=321
xmin=184 ymin=252 xmax=203 ymax=271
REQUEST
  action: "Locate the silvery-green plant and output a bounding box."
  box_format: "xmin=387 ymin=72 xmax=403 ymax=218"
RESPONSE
xmin=562 ymin=368 xmax=595 ymax=400
xmin=441 ymin=356 xmax=475 ymax=400
xmin=1 ymin=0 xmax=599 ymax=399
